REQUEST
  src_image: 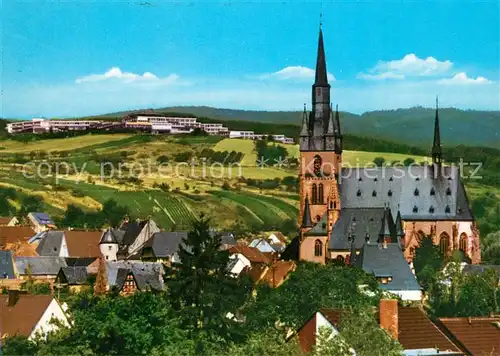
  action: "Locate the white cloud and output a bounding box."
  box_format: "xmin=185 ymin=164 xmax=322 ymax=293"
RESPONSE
xmin=259 ymin=66 xmax=335 ymax=81
xmin=75 ymin=67 xmax=180 ymax=84
xmin=438 ymin=72 xmax=492 ymax=85
xmin=356 ymin=72 xmax=405 ymax=80
xmin=358 ymin=53 xmax=453 ymax=80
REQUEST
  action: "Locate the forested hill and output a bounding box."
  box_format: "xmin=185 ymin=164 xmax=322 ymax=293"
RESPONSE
xmin=100 ymin=106 xmax=499 ymax=148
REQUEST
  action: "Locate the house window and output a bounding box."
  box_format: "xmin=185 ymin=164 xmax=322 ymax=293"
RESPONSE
xmin=389 ymin=177 xmax=393 ymax=182
xmin=108 ymin=246 xmax=112 ymax=250
xmin=388 ymin=190 xmax=392 ymax=197
xmin=416 ymin=177 xmax=420 ymax=181
xmin=429 ymin=206 xmax=435 ymax=214
xmin=374 ymin=177 xmax=378 ymax=182
xmin=372 ymin=190 xmax=377 ymax=197
xmin=358 ymin=177 xmax=362 ymax=182
xmin=446 ymin=187 xmax=452 ymax=196
xmin=430 ymin=188 xmax=435 ymax=196
xmin=314 ymin=240 xmax=323 ymax=257
xmin=414 ymin=188 xmax=419 ymax=196
xmin=105 ymin=255 xmax=109 ymax=260
xmin=445 ymin=205 xmax=451 ymax=213
xmin=357 ymin=189 xmax=362 ymax=197
xmin=413 ymin=206 xmax=418 ymax=213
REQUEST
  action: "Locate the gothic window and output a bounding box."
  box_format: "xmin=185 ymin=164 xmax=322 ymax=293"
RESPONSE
xmin=413 ymin=206 xmax=418 ymax=213
xmin=314 ymin=240 xmax=323 ymax=257
xmin=439 ymin=233 xmax=450 ymax=255
xmin=414 ymin=188 xmax=419 ymax=196
xmin=312 ymin=184 xmax=318 ymax=204
xmin=313 ymin=155 xmax=322 ymax=176
xmin=357 ymin=189 xmax=362 ymax=197
xmin=388 ymin=190 xmax=393 ymax=197
xmin=372 ymin=190 xmax=377 ymax=197
xmin=445 ymin=205 xmax=451 ymax=213
xmin=459 ymin=233 xmax=468 ymax=252
xmin=429 ymin=206 xmax=435 ymax=214
xmin=446 ymin=187 xmax=452 ymax=196
xmin=430 ymin=188 xmax=435 ymax=196
xmin=318 ymin=183 xmax=324 ymax=204
xmin=333 ymin=201 xmax=337 ymax=209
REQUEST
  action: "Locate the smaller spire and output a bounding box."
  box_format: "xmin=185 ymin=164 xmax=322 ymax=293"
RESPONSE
xmin=300 ymin=103 xmax=309 ymax=137
xmin=378 ymin=206 xmax=392 ymax=242
xmin=301 ymin=195 xmax=313 ymax=228
xmin=326 ymin=103 xmax=335 ymax=135
xmin=99 ymin=227 xmax=118 ymax=244
xmin=395 ymin=208 xmax=405 ymax=238
xmin=432 ymin=95 xmax=442 ymax=165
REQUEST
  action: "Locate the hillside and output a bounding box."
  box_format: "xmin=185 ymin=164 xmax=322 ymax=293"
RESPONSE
xmin=97 ymin=106 xmax=499 ymax=149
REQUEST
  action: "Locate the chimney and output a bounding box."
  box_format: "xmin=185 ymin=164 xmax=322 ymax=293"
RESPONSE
xmin=7 ymin=290 xmax=27 ymax=307
xmin=380 ymin=299 xmax=399 ymax=340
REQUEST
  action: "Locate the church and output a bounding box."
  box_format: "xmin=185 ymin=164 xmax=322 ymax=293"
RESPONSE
xmin=297 ymin=27 xmax=481 ymax=266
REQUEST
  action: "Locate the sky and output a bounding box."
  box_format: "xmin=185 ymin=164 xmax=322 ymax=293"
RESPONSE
xmin=1 ymin=0 xmax=499 ymax=118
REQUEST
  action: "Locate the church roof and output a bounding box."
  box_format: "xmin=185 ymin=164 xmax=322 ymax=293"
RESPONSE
xmin=329 ymin=208 xmax=393 ymax=250
xmin=338 ymin=165 xmax=473 ymax=221
xmin=357 ymin=243 xmax=421 ymax=292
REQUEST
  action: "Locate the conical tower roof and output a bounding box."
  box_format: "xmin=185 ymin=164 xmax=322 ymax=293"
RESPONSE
xmin=99 ymin=228 xmax=118 ymax=244
xmin=301 ymin=195 xmax=313 ymax=228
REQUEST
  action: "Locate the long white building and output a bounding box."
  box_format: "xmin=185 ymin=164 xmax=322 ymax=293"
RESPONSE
xmin=229 ymin=130 xmax=295 ymax=144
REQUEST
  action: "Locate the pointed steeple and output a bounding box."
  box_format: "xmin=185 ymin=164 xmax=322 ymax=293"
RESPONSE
xmin=100 ymin=227 xmax=118 ymax=244
xmin=334 ymin=104 xmax=343 ymax=154
xmin=395 ymin=208 xmax=405 ymax=238
xmin=301 ymin=195 xmax=313 ymax=228
xmin=314 ymin=27 xmax=329 ymax=87
xmin=300 ymin=103 xmax=310 ymax=137
xmin=379 ymin=206 xmax=392 ymax=242
xmin=432 ymin=96 xmax=442 ymax=165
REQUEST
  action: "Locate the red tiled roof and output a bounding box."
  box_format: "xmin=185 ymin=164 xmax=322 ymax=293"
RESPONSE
xmin=319 ymin=308 xmax=344 ymax=326
xmin=0 ymin=217 xmax=15 ymax=226
xmin=260 ymin=261 xmax=296 ymax=288
xmin=398 ymin=306 xmax=460 ymax=352
xmin=0 ymin=227 xmax=36 ymax=246
xmin=228 ymin=245 xmax=272 ymax=264
xmin=4 ymin=242 xmax=39 ymax=257
xmin=64 ymin=230 xmax=102 ymax=258
xmin=0 ymin=294 xmax=53 ymax=338
xmin=438 ymin=317 xmax=500 ymax=355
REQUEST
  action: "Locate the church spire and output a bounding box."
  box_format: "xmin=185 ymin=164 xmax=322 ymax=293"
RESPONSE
xmin=334 ymin=104 xmax=343 ymax=154
xmin=301 ymin=195 xmax=313 ymax=228
xmin=432 ymin=96 xmax=442 ymax=165
xmin=314 ymin=27 xmax=329 ymax=87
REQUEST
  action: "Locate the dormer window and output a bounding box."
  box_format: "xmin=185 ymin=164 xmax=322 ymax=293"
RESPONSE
xmin=372 ymin=190 xmax=377 ymax=197
xmin=446 ymin=187 xmax=452 ymax=196
xmin=374 ymin=177 xmax=378 ymax=182
xmin=358 ymin=177 xmax=363 ymax=182
xmin=414 ymin=188 xmax=419 ymax=196
xmin=416 ymin=177 xmax=420 ymax=181
xmin=413 ymin=206 xmax=418 ymax=213
xmin=388 ymin=190 xmax=393 ymax=197
xmin=389 ymin=177 xmax=393 ymax=182
xmin=429 ymin=206 xmax=435 ymax=213
xmin=357 ymin=189 xmax=362 ymax=197
xmin=445 ymin=205 xmax=451 ymax=213
xmin=430 ymin=188 xmax=435 ymax=196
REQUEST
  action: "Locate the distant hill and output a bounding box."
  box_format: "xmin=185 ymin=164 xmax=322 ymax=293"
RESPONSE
xmin=95 ymin=106 xmax=500 ymax=148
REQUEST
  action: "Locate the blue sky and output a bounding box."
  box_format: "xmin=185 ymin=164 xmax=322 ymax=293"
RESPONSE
xmin=2 ymin=0 xmax=499 ymax=118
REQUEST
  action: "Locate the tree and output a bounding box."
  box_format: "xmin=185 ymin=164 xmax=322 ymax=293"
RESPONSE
xmin=165 ymin=215 xmax=252 ymax=347
xmin=18 ymin=195 xmax=44 ymax=218
xmin=413 ymin=235 xmax=444 ymax=290
xmin=62 ymin=204 xmax=86 ymax=228
xmin=372 ymin=157 xmax=386 ymax=167
xmin=100 ymin=199 xmax=129 ymax=227
xmin=94 ymin=257 xmax=108 ymax=296
xmin=403 ymin=157 xmax=416 ymax=166
xmin=0 ymin=335 xmax=38 ymax=356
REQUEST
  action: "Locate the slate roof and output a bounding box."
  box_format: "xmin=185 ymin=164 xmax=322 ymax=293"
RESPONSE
xmin=357 ymin=243 xmax=421 ymax=292
xmin=0 ymin=294 xmax=54 ymax=338
xmin=217 ymin=231 xmax=237 ymax=246
xmin=29 ymin=212 xmax=54 ymax=225
xmin=437 ymin=317 xmax=500 ymax=355
xmin=36 ymin=231 xmax=65 ymax=256
xmin=15 ymin=257 xmax=68 ymax=276
xmin=329 ymin=208 xmax=390 ymax=250
xmin=143 ymin=231 xmax=188 ymax=258
xmin=120 ymin=221 xmax=147 ymax=246
xmin=106 ymin=261 xmax=165 ymax=291
xmin=0 ymin=226 xmax=36 ymax=245
xmin=338 ymin=165 xmax=473 ymax=221
xmin=0 ymin=250 xmax=16 ymax=279
xmin=57 ymin=266 xmax=89 ymax=285
xmin=64 ymin=257 xmax=97 ymax=267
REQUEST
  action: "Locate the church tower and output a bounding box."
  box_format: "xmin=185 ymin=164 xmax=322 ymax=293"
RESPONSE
xmin=298 ymin=25 xmax=343 ymax=264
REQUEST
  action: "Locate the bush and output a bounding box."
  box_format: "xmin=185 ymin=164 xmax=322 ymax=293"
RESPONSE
xmin=222 ymin=181 xmax=231 ymax=190
xmin=156 ymin=155 xmax=169 ymax=164
xmin=373 ymin=157 xmax=386 ymax=167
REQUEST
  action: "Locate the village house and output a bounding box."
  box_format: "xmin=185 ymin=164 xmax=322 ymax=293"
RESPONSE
xmin=0 ymin=217 xmax=19 ymax=227
xmin=32 ymin=230 xmax=103 ymax=259
xmin=27 ymin=213 xmax=55 ymax=233
xmin=0 ymin=291 xmax=70 ymax=340
xmin=102 ymin=260 xmax=165 ymax=294
xmin=292 ymin=299 xmax=462 ymax=355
